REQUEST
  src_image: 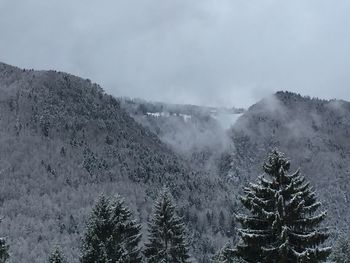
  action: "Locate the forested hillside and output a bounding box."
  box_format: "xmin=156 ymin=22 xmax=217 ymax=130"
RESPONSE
xmin=1 ymin=62 xmax=350 ymax=262
xmin=227 ymin=91 xmax=350 ymax=235
xmin=0 ymin=62 xmax=236 ymax=263
xmin=120 ymin=92 xmax=350 ymax=240
xmin=121 ymin=91 xmax=350 ymax=259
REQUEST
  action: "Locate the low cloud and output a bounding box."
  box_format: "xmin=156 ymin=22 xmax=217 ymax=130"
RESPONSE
xmin=1 ymin=0 xmax=350 ymax=107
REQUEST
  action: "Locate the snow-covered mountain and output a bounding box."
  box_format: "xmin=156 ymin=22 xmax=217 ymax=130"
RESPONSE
xmin=0 ymin=61 xmax=349 ymax=262
xmin=0 ymin=62 xmax=236 ymax=263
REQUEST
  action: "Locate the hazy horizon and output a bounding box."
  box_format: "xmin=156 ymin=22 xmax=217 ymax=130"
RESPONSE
xmin=1 ymin=0 xmax=350 ymax=108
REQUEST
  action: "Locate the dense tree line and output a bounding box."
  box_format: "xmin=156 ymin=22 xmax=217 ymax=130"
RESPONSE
xmin=46 ymin=151 xmax=335 ymax=263
xmin=1 ymin=150 xmax=335 ymax=263
xmin=0 ymin=149 xmax=336 ymax=263
xmin=42 ymin=188 xmax=190 ymax=263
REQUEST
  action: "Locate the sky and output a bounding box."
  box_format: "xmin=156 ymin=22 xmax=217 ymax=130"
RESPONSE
xmin=1 ymin=0 xmax=350 ymax=108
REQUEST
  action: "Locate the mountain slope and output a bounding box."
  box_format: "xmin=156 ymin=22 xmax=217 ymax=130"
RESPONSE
xmin=0 ymin=62 xmax=235 ymax=263
xmin=119 ymin=98 xmax=243 ymax=173
xmin=228 ymin=91 xmax=350 ymax=235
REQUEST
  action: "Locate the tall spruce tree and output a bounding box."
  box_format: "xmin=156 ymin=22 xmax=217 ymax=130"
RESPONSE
xmin=49 ymin=247 xmax=66 ymax=263
xmin=235 ymin=150 xmax=331 ymax=262
xmin=80 ymin=194 xmax=142 ymax=263
xmin=144 ymin=188 xmax=190 ymax=263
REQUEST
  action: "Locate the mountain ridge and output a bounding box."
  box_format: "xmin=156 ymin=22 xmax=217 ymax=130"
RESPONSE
xmin=228 ymin=91 xmax=350 ymax=234
xmin=0 ymin=62 xmax=235 ymax=263
xmin=1 ymin=61 xmax=349 ymax=262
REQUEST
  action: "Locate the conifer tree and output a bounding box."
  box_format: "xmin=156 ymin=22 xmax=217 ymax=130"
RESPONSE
xmin=49 ymin=247 xmax=66 ymax=263
xmin=80 ymin=195 xmax=142 ymax=263
xmin=144 ymin=188 xmax=190 ymax=263
xmin=0 ymin=219 xmax=9 ymax=263
xmin=0 ymin=238 xmax=8 ymax=263
xmin=235 ymin=150 xmax=331 ymax=262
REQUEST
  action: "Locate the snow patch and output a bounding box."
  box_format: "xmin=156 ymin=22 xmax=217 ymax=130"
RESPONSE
xmin=147 ymin=112 xmax=192 ymax=122
xmin=147 ymin=112 xmax=170 ymax=118
xmin=179 ymin=113 xmax=191 ymax=122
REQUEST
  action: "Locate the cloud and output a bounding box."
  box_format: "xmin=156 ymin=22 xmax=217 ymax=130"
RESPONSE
xmin=1 ymin=0 xmax=350 ymax=107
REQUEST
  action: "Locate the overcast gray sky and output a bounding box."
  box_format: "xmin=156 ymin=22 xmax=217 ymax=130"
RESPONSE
xmin=1 ymin=0 xmax=350 ymax=107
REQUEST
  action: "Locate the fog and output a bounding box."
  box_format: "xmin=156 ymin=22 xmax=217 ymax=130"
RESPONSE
xmin=1 ymin=0 xmax=350 ymax=107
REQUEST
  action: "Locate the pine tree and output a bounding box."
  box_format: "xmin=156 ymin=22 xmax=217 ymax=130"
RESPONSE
xmin=80 ymin=194 xmax=142 ymax=263
xmin=235 ymin=150 xmax=331 ymax=262
xmin=0 ymin=218 xmax=9 ymax=263
xmin=144 ymin=188 xmax=190 ymax=263
xmin=0 ymin=238 xmax=8 ymax=263
xmin=49 ymin=247 xmax=66 ymax=263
